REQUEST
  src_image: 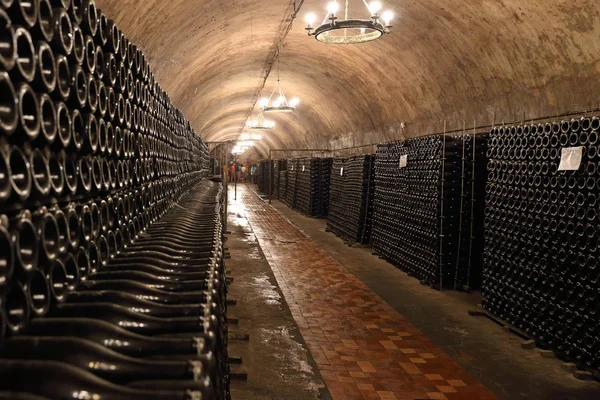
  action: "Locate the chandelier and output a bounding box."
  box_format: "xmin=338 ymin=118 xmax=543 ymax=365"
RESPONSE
xmin=305 ymin=1 xmax=393 ymax=44
xmin=232 ymin=132 xmax=262 ymax=154
xmin=239 ymin=133 xmax=263 ymax=141
xmin=260 ymin=81 xmax=299 ymax=113
xmin=232 ymin=141 xmax=254 ymax=154
xmin=246 ymin=111 xmax=275 ymax=129
xmin=260 ymin=55 xmax=299 ymax=113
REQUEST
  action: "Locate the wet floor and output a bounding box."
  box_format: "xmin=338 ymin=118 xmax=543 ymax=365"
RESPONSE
xmin=265 ymin=188 xmax=600 ymax=400
xmin=226 ymin=188 xmax=330 ymax=400
xmin=227 ymin=183 xmax=600 ymax=400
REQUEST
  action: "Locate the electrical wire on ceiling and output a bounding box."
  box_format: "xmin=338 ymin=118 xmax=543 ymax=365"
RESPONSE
xmin=237 ymin=0 xmax=305 ymax=136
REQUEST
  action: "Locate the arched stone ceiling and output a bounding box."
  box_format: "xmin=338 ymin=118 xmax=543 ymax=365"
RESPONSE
xmin=97 ymin=0 xmax=600 ymax=154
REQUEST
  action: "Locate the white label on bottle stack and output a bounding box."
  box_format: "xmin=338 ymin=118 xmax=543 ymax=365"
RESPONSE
xmin=302 ymin=165 xmax=305 ymax=172
xmin=558 ymin=147 xmax=583 ymax=171
xmin=340 ymin=167 xmax=344 ymax=176
xmin=399 ymin=155 xmax=408 ymax=168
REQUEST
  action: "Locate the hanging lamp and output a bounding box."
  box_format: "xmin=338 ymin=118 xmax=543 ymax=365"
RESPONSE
xmin=305 ymin=1 xmax=393 ymax=44
xmin=260 ymin=55 xmax=299 ymax=113
xmin=246 ymin=111 xmax=275 ymax=129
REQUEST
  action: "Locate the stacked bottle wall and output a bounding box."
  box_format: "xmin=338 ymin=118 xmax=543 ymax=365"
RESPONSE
xmin=256 ymin=159 xmax=271 ymax=193
xmin=256 ymin=161 xmax=263 ymax=191
xmin=455 ymin=133 xmax=489 ymax=290
xmin=0 ymin=0 xmax=227 ymax=398
xmin=285 ymin=158 xmax=298 ymax=208
xmin=326 ymin=155 xmax=376 ymax=245
xmin=319 ymin=157 xmax=333 ymax=216
xmin=483 ymin=117 xmax=600 ymax=373
xmin=277 ymin=159 xmax=287 ymax=200
xmin=326 ymin=158 xmax=346 ymax=237
xmin=372 ymin=134 xmax=488 ymax=289
xmin=289 ymin=157 xmax=331 ymax=217
xmin=273 ymin=159 xmax=280 ymax=199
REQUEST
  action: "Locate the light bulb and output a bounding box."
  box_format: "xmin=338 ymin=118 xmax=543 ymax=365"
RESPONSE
xmin=259 ymin=98 xmax=269 ymax=107
xmin=369 ymin=1 xmax=382 ymax=15
xmin=273 ymin=100 xmax=281 ymax=108
xmin=277 ymin=95 xmax=285 ymax=104
xmin=305 ymin=13 xmax=316 ymax=26
xmin=382 ymin=10 xmax=393 ymax=25
xmin=268 ymin=121 xmax=275 ymax=128
xmin=290 ymin=98 xmax=300 ymax=107
xmin=327 ymin=1 xmax=339 ymax=15
xmin=360 ymin=27 xmax=366 ymax=34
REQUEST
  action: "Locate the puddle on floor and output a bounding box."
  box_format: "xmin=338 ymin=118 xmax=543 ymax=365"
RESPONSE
xmin=259 ymin=326 xmax=324 ymax=397
xmin=252 ymin=274 xmax=281 ymax=305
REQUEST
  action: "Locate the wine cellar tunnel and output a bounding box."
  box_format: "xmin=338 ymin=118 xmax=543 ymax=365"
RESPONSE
xmin=1 ymin=0 xmax=600 ymax=400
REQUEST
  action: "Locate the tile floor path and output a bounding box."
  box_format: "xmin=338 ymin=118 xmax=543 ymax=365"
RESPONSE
xmin=238 ymin=185 xmax=496 ymax=400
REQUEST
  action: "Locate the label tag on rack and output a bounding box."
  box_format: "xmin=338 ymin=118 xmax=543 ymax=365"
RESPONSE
xmin=558 ymin=147 xmax=583 ymax=171
xmin=340 ymin=167 xmax=344 ymax=176
xmin=302 ymin=165 xmax=305 ymax=172
xmin=399 ymin=155 xmax=408 ymax=168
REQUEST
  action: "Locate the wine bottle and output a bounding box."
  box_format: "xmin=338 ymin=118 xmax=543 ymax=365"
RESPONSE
xmin=23 ymin=318 xmax=212 ymax=357
xmin=117 ymin=249 xmax=207 ymax=262
xmin=66 ymin=290 xmax=216 ymax=318
xmin=87 ymin=270 xmax=213 ymax=291
xmin=0 ymin=392 xmax=50 ymax=400
xmin=76 ymin=279 xmax=217 ymax=304
xmin=112 ymin=255 xmax=210 ymax=269
xmin=96 ymin=262 xmax=212 ymax=279
xmin=52 ymin=302 xmax=217 ymax=336
xmin=0 ymin=336 xmax=213 ymax=385
xmin=0 ymin=359 xmax=202 ymax=400
xmin=126 ymin=242 xmax=213 ymax=255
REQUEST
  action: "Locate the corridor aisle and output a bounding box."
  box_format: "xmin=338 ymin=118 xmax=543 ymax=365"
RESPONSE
xmin=235 ymin=184 xmax=496 ymax=400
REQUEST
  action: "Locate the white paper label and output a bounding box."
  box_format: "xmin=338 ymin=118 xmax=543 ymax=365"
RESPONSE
xmin=558 ymin=147 xmax=583 ymax=171
xmin=399 ymin=155 xmax=408 ymax=168
xmin=302 ymin=165 xmax=305 ymax=172
xmin=291 ymin=166 xmax=293 ymax=170
xmin=340 ymin=167 xmax=344 ymax=176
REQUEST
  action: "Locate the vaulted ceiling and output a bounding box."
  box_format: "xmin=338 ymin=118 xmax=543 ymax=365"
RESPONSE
xmin=97 ymin=0 xmax=600 ymax=157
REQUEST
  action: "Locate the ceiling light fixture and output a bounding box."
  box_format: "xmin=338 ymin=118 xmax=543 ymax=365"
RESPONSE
xmin=246 ymin=111 xmax=275 ymax=129
xmin=260 ymin=84 xmax=299 ymax=113
xmin=232 ymin=140 xmax=255 ymax=154
xmin=260 ymin=54 xmax=299 ymax=113
xmin=305 ymin=1 xmax=393 ymax=44
xmin=239 ymin=133 xmax=263 ymax=141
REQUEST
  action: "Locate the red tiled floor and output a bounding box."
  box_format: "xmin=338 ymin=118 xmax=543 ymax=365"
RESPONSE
xmin=237 ymin=186 xmax=496 ymax=400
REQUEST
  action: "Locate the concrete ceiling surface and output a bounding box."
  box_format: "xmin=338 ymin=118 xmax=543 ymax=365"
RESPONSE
xmin=97 ymin=0 xmax=600 ymax=154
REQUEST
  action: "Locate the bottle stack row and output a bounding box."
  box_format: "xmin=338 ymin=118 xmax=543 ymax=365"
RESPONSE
xmin=257 ymin=157 xmax=332 ymax=217
xmin=326 ymin=154 xmax=376 ymax=245
xmin=483 ymin=117 xmax=600 ymax=373
xmin=256 ymin=160 xmax=268 ymax=193
xmin=0 ymin=0 xmax=228 ymax=398
xmin=372 ymin=133 xmax=489 ymax=290
xmin=284 ymin=158 xmax=298 ymax=208
xmin=294 ymin=157 xmax=332 ymax=217
xmin=326 ymin=158 xmax=345 ymax=238
xmin=272 ymin=159 xmax=281 ymax=199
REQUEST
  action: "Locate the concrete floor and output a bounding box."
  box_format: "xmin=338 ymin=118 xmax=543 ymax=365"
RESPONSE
xmin=226 ymin=188 xmax=331 ymax=400
xmin=228 ymin=183 xmax=600 ymax=400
